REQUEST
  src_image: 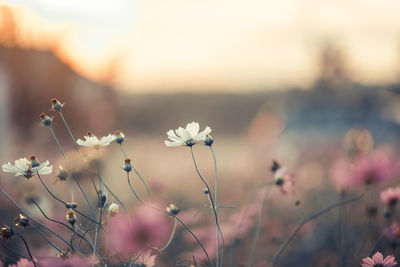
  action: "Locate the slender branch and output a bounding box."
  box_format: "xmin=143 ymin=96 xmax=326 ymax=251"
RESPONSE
xmin=270 ymin=189 xmax=367 ymax=266
xmin=120 ymin=144 xmax=151 ymax=197
xmin=103 ymin=182 xmax=127 ymax=211
xmin=15 ymin=233 xmax=37 ymax=267
xmin=127 ymin=172 xmax=213 ymax=266
xmin=158 ymin=218 xmax=178 ymax=252
xmin=210 ymin=146 xmax=221 ymax=267
xmin=190 ymin=147 xmax=224 ymax=267
xmin=0 ymin=188 xmax=71 ymax=250
xmin=248 ymin=187 xmax=272 ymax=267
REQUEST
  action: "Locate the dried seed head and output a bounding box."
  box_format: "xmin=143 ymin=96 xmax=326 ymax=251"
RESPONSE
xmin=97 ymin=191 xmax=107 ymax=208
xmin=39 ymin=112 xmax=53 ymax=126
xmin=166 ymin=204 xmax=180 ymax=215
xmin=51 ymin=98 xmax=64 ymax=112
xmin=14 ymin=214 xmax=29 ymax=228
xmin=66 ymin=211 xmax=76 ymax=226
xmin=114 ymin=130 xmax=126 ymax=144
xmin=0 ymin=225 xmax=14 ymax=240
xmin=123 ymin=158 xmax=132 ymax=172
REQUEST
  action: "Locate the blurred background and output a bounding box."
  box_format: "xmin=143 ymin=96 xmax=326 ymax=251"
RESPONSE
xmin=1 ymin=0 xmax=400 ymax=266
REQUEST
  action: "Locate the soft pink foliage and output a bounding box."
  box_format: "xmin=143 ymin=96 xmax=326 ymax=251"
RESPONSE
xmin=274 ymin=167 xmax=295 ymax=195
xmin=9 ymin=259 xmax=34 ymax=267
xmin=108 ymin=204 xmax=171 ymax=258
xmin=362 ymin=251 xmax=397 ymax=267
xmin=331 ymin=148 xmax=399 ymax=189
xmin=385 ymin=222 xmax=400 ymax=240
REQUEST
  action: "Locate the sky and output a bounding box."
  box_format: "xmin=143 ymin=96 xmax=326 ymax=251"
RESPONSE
xmin=3 ymin=0 xmax=400 ymax=92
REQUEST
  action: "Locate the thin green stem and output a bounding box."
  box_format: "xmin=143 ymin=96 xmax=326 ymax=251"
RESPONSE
xmin=120 ymin=144 xmax=151 ymax=197
xmin=49 ymin=126 xmax=95 ymax=217
xmin=0 ymin=188 xmax=71 ymax=250
xmin=127 ymin=172 xmax=213 ymax=266
xmin=190 ymin=147 xmax=224 ymax=267
xmin=103 ymin=182 xmax=127 ymax=211
xmin=59 ymin=111 xmax=80 ymax=153
xmin=210 ymin=146 xmax=221 ymax=267
xmin=158 ymin=218 xmax=178 ymax=252
xmin=270 ymin=189 xmax=367 ymax=266
xmin=248 ymin=187 xmax=272 ymax=267
xmin=15 ymin=233 xmax=37 ymax=267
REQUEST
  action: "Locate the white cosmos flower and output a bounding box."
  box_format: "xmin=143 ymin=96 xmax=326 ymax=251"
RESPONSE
xmin=165 ymin=121 xmax=211 ymax=147
xmin=77 ymin=133 xmax=115 ymax=147
xmin=2 ymin=158 xmax=53 ymax=178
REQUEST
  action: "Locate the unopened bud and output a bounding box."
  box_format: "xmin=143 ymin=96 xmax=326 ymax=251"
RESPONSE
xmin=29 ymin=155 xmax=39 ymax=167
xmin=203 ymin=188 xmax=210 ymax=194
xmin=0 ymin=225 xmax=14 ymax=240
xmin=166 ymin=204 xmax=180 ymax=215
xmin=204 ymin=135 xmax=214 ymax=146
xmin=114 ymin=130 xmax=126 ymax=144
xmin=123 ymin=158 xmax=132 ymax=172
xmin=14 ymin=214 xmax=29 ymax=228
xmin=57 ymin=166 xmax=68 ymax=181
xmin=66 ymin=211 xmax=76 ymax=226
xmin=39 ymin=112 xmax=52 ymax=126
xmin=108 ymin=203 xmax=120 ymax=216
xmin=51 ymin=98 xmax=64 ymax=112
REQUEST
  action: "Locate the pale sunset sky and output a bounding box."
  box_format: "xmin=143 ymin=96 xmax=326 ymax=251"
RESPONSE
xmin=3 ymin=0 xmax=400 ymax=92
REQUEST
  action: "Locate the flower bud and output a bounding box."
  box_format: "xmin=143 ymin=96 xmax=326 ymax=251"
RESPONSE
xmin=39 ymin=112 xmax=52 ymax=126
xmin=66 ymin=211 xmax=76 ymax=226
xmin=166 ymin=204 xmax=180 ymax=215
xmin=57 ymin=166 xmax=68 ymax=181
xmin=29 ymin=155 xmax=40 ymax=168
xmin=97 ymin=191 xmax=107 ymax=208
xmin=204 ymin=135 xmax=214 ymax=146
xmin=0 ymin=225 xmax=14 ymax=240
xmin=51 ymin=98 xmax=64 ymax=112
xmin=203 ymin=188 xmax=210 ymax=194
xmin=114 ymin=130 xmax=126 ymax=144
xmin=14 ymin=214 xmax=29 ymax=228
xmin=123 ymin=158 xmax=132 ymax=172
xmin=65 ymin=202 xmax=78 ymax=209
xmin=270 ymin=160 xmax=280 ymax=173
xmin=108 ymin=203 xmax=120 ymax=216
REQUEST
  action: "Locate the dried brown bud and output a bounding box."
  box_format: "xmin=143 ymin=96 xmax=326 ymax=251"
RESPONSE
xmin=51 ymin=98 xmax=64 ymax=112
xmin=0 ymin=225 xmax=14 ymax=240
xmin=66 ymin=211 xmax=76 ymax=226
xmin=14 ymin=214 xmax=29 ymax=228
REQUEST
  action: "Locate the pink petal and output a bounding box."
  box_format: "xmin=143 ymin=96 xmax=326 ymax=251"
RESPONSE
xmin=372 ymin=252 xmax=384 ymax=264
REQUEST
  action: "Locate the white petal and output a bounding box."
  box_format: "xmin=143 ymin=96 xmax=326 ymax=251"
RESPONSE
xmin=194 ymin=126 xmax=212 ymax=141
xmin=14 ymin=158 xmax=29 ymax=171
xmin=186 ymin=122 xmax=200 ymax=138
xmin=167 ymin=130 xmax=183 ymax=142
xmin=165 ymin=140 xmax=185 ymax=147
xmin=77 ymin=139 xmax=86 ymax=146
xmin=38 ymin=165 xmax=53 ymax=175
xmin=176 ymin=127 xmax=191 ymax=141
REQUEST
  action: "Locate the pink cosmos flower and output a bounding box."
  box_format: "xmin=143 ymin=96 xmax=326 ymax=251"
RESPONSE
xmin=331 ymin=148 xmax=399 ymax=189
xmin=38 ymin=255 xmax=92 ymax=267
xmin=9 ymin=259 xmax=34 ymax=267
xmin=108 ymin=204 xmax=171 ymax=258
xmin=380 ymin=186 xmax=400 ymax=206
xmin=385 ymin=222 xmax=400 ymax=240
xmin=361 ymin=251 xmax=397 ymax=267
xmin=274 ymin=167 xmax=295 ymax=195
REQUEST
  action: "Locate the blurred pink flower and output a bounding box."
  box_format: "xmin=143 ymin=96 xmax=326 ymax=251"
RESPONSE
xmin=108 ymin=204 xmax=171 ymax=258
xmin=135 ymin=250 xmax=157 ymax=267
xmin=385 ymin=222 xmax=400 ymax=240
xmin=38 ymin=255 xmax=92 ymax=267
xmin=331 ymin=148 xmax=399 ymax=189
xmin=274 ymin=167 xmax=295 ymax=195
xmin=9 ymin=259 xmax=35 ymax=267
xmin=380 ymin=186 xmax=400 ymax=206
xmin=361 ymin=251 xmax=397 ymax=267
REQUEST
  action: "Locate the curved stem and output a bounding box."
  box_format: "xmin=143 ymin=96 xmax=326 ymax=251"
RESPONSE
xmin=190 ymin=147 xmax=224 ymax=267
xmin=49 ymin=126 xmax=96 ymax=218
xmin=59 ymin=111 xmax=80 ymax=153
xmin=127 ymin=172 xmax=213 ymax=266
xmin=15 ymin=233 xmax=37 ymax=267
xmin=30 ymin=225 xmax=63 ymax=254
xmin=270 ymin=189 xmax=367 ymax=266
xmin=158 ymin=218 xmax=178 ymax=252
xmin=31 ymin=199 xmax=93 ymax=251
xmin=0 ymin=188 xmax=71 ymax=250
xmin=120 ymin=144 xmax=151 ymax=197
xmin=103 ymin=182 xmax=127 ymax=211
xmin=248 ymin=187 xmax=272 ymax=267
xmin=37 ymin=173 xmax=98 ymax=225
xmin=210 ymin=146 xmax=221 ymax=267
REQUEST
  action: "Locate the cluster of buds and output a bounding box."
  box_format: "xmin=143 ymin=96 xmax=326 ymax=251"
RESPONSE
xmin=166 ymin=204 xmax=180 ymax=215
xmin=97 ymin=191 xmax=107 ymax=208
xmin=56 ymin=166 xmax=68 ymax=181
xmin=123 ymin=158 xmax=132 ymax=173
xmin=39 ymin=112 xmax=52 ymax=126
xmin=114 ymin=130 xmax=126 ymax=144
xmin=204 ymin=135 xmax=214 ymax=146
xmin=65 ymin=202 xmax=78 ymax=210
xmin=14 ymin=214 xmax=29 ymax=228
xmin=0 ymin=225 xmax=14 ymax=240
xmin=51 ymin=98 xmax=64 ymax=112
xmin=66 ymin=211 xmax=76 ymax=226
xmin=108 ymin=203 xmax=120 ymax=217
